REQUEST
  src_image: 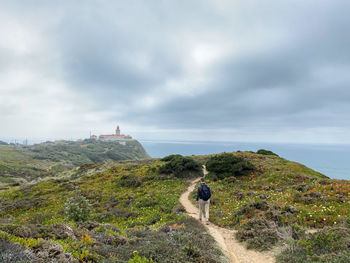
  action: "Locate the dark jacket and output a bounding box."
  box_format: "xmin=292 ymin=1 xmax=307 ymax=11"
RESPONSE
xmin=196 ymin=183 xmax=210 ymax=201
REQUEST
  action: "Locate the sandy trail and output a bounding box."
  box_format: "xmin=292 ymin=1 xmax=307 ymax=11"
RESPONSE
xmin=179 ymin=168 xmax=275 ymax=263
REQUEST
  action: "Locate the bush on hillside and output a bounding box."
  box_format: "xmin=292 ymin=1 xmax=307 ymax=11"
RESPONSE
xmin=109 ymin=218 xmax=225 ymax=263
xmin=161 ymin=154 xmax=183 ymax=162
xmin=0 ymin=239 xmax=38 ymax=263
xmin=119 ymin=174 xmax=143 ymax=187
xmin=64 ymin=191 xmax=91 ymax=222
xmin=205 ymin=153 xmax=255 ymax=180
xmin=159 ymin=155 xmax=202 ymax=178
xmin=276 ymin=226 xmax=350 ymax=263
xmin=256 ymin=149 xmax=279 ymax=156
xmin=128 ymin=251 xmax=154 ymax=263
xmin=236 ymin=217 xmax=279 ymax=251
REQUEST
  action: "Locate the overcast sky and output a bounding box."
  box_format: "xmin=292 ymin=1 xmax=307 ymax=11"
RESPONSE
xmin=1 ymin=0 xmax=350 ymax=143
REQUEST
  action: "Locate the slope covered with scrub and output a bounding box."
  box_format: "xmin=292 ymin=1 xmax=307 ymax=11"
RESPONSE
xmin=192 ymin=151 xmax=350 ymax=262
xmin=0 ymin=158 xmax=226 ymax=263
xmin=0 ymin=139 xmax=149 ymax=184
xmin=0 ymin=150 xmax=349 ymax=263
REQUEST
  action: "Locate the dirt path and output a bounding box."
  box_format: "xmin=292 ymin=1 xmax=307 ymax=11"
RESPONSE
xmin=179 ymin=168 xmax=275 ymax=263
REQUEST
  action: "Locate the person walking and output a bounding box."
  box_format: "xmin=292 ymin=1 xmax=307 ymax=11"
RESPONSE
xmin=196 ymin=177 xmax=211 ymax=224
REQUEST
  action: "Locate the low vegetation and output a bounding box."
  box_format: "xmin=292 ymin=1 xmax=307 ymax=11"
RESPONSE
xmin=205 ymin=152 xmax=255 ymax=180
xmin=0 ymin=145 xmax=56 ymax=184
xmin=256 ymin=149 xmax=279 ymax=156
xmin=1 ymin=147 xmax=349 ymax=263
xmin=159 ymin=154 xmax=203 ymax=178
xmin=29 ymin=139 xmax=149 ymax=167
xmin=0 ymin=141 xmax=8 ymax=145
xmin=0 ymin=159 xmax=226 ymax=262
xmin=195 ymin=151 xmax=349 ymax=262
xmin=64 ymin=190 xmax=92 ymax=222
xmin=277 ymin=226 xmax=350 ymax=263
xmin=0 ymin=140 xmax=149 ymax=184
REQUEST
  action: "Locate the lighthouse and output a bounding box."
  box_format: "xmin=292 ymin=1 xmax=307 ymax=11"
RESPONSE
xmin=98 ymin=126 xmax=132 ymax=141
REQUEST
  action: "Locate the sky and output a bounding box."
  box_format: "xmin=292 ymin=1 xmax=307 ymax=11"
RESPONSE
xmin=1 ymin=0 xmax=350 ymax=144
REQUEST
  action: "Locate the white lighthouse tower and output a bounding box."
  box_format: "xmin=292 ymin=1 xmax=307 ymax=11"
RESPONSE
xmin=116 ymin=125 xmax=121 ymax=135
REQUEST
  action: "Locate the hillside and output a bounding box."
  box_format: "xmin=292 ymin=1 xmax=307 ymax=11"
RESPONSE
xmin=29 ymin=139 xmax=150 ymax=167
xmin=0 ymin=151 xmax=349 ymax=262
xmin=0 ymin=141 xmax=8 ymax=145
xmin=0 ymin=140 xmax=149 ymax=185
xmin=192 ymin=151 xmax=350 ymax=262
xmin=0 ymin=158 xmax=225 ymax=263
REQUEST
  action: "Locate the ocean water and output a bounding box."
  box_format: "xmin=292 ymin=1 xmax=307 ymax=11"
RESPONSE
xmin=140 ymin=140 xmax=350 ymax=180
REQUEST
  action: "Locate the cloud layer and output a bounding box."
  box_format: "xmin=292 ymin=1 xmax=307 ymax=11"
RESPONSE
xmin=1 ymin=0 xmax=350 ymax=143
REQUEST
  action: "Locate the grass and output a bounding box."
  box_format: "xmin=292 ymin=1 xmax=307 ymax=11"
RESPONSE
xmin=0 ymin=177 xmax=16 ymax=184
xmin=0 ymin=145 xmax=55 ymax=182
xmin=202 ymin=152 xmax=349 ymax=229
xmin=191 ymin=151 xmax=350 ymax=262
xmin=1 ymin=149 xmax=349 ymax=262
xmin=0 ymin=159 xmax=227 ymax=262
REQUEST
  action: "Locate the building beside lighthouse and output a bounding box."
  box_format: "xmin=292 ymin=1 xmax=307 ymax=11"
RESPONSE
xmin=94 ymin=126 xmax=133 ymax=141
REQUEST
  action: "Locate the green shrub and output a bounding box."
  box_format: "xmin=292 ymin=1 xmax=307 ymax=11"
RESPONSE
xmin=161 ymin=154 xmax=183 ymax=162
xmin=236 ymin=217 xmax=279 ymax=251
xmin=277 ymin=226 xmax=350 ymax=263
xmin=128 ymin=251 xmax=154 ymax=263
xmin=160 ymin=155 xmax=202 ymax=178
xmin=119 ymin=174 xmax=143 ymax=187
xmin=110 ymin=218 xmax=225 ymax=263
xmin=205 ymin=153 xmax=255 ymax=180
xmin=64 ymin=191 xmax=91 ymax=222
xmin=182 ymin=244 xmax=201 ymax=258
xmin=256 ymin=149 xmax=279 ymax=156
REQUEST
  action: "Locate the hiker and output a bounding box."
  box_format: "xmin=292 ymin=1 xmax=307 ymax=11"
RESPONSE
xmin=196 ymin=177 xmax=211 ymax=223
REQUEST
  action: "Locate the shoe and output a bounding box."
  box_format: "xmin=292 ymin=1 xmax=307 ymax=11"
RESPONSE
xmin=205 ymin=219 xmax=209 ymax=224
xmin=199 ymin=218 xmax=202 ymax=221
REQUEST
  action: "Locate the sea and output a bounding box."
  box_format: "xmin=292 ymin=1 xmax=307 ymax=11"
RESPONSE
xmin=140 ymin=140 xmax=350 ymax=180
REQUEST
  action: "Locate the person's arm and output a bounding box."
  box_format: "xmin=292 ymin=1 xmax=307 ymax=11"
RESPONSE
xmin=196 ymin=185 xmax=201 ymax=201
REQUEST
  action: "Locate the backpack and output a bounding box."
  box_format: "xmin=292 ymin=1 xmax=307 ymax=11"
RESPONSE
xmin=201 ymin=184 xmax=211 ymax=201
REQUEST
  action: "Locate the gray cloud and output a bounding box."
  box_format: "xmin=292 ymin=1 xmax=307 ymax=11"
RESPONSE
xmin=0 ymin=0 xmax=350 ymax=142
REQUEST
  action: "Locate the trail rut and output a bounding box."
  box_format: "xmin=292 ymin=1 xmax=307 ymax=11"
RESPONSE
xmin=179 ymin=169 xmax=275 ymax=263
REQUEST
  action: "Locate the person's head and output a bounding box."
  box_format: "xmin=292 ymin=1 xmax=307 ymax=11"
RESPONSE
xmin=200 ymin=177 xmax=205 ymax=184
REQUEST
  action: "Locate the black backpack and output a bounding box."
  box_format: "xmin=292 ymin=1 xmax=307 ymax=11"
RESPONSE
xmin=201 ymin=184 xmax=211 ymax=201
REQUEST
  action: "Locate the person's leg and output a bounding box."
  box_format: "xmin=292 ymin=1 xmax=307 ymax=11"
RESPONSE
xmin=198 ymin=199 xmax=203 ymax=220
xmin=205 ymin=200 xmax=210 ymax=221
